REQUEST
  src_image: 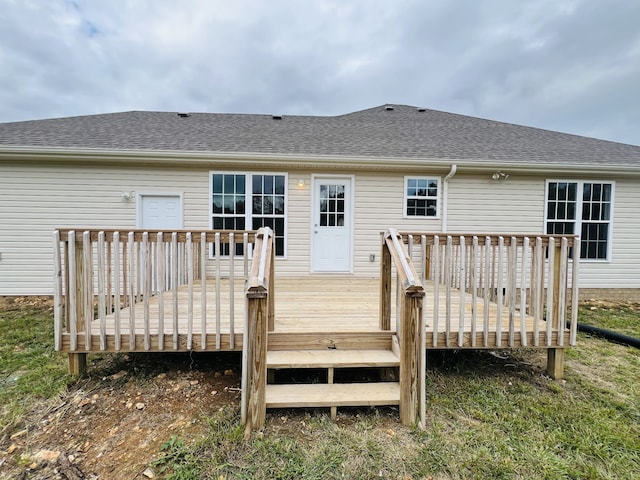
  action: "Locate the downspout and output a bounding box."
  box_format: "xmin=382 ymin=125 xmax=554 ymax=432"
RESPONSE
xmin=441 ymin=164 xmax=457 ymax=233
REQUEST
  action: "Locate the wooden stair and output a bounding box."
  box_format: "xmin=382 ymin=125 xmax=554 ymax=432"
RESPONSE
xmin=265 ymin=345 xmax=401 ymax=419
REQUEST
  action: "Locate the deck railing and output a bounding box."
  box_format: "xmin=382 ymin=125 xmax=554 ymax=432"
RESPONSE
xmin=241 ymin=227 xmax=275 ymax=437
xmin=53 ymin=228 xmax=257 ymax=353
xmin=380 ymin=228 xmax=425 ymax=428
xmin=400 ymin=232 xmax=580 ymax=349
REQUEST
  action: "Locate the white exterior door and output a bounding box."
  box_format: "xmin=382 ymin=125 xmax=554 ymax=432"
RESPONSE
xmin=312 ymin=177 xmax=353 ymax=272
xmin=139 ymin=194 xmax=183 ymax=230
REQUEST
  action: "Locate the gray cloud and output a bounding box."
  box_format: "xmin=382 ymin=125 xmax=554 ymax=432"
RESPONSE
xmin=0 ymin=0 xmax=638 ymax=145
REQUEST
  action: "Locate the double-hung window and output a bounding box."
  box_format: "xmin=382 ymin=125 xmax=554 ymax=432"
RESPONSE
xmin=211 ymin=172 xmax=287 ymax=256
xmin=545 ymin=180 xmax=613 ymax=260
xmin=404 ymin=177 xmax=440 ymax=217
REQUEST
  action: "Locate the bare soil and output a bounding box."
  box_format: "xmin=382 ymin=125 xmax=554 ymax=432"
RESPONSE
xmin=0 ymin=297 xmax=243 ymax=479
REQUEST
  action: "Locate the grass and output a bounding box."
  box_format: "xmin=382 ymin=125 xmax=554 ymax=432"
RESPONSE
xmin=1 ymin=299 xmax=638 ymax=478
xmin=0 ymin=298 xmax=71 ymax=432
xmin=577 ymin=301 xmax=640 ymax=337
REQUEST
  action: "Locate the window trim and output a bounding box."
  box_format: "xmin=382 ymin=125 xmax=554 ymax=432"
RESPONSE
xmin=544 ymin=179 xmax=615 ymax=263
xmin=209 ymin=171 xmax=288 ymax=259
xmin=403 ymin=176 xmax=441 ymax=219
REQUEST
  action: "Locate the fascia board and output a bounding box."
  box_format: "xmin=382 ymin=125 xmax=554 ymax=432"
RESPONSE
xmin=0 ymin=146 xmax=639 ymax=177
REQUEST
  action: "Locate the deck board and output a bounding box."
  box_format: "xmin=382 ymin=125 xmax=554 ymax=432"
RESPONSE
xmin=265 ymin=382 xmax=400 ymax=408
xmin=267 ymin=349 xmax=400 ymax=369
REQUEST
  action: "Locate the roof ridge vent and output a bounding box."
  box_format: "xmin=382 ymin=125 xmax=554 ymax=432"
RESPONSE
xmin=384 ymin=105 xmax=394 ymax=111
xmin=177 ymin=112 xmax=190 ymax=118
xmin=417 ymin=107 xmax=426 ymax=112
xmin=272 ymin=114 xmax=283 ymax=120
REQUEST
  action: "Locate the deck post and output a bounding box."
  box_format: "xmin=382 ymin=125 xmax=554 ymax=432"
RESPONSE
xmin=548 ymin=242 xmax=565 ymax=379
xmin=244 ymin=290 xmax=268 ymax=437
xmin=379 ymin=236 xmax=392 ymax=330
xmin=399 ymin=293 xmax=422 ymax=425
xmin=68 ymin=353 xmax=87 ymax=375
xmin=242 ymin=228 xmax=273 ymax=437
xmin=547 ymin=348 xmax=564 ymax=380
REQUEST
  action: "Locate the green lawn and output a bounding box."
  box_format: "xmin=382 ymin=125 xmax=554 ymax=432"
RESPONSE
xmin=0 ymin=298 xmax=70 ymax=432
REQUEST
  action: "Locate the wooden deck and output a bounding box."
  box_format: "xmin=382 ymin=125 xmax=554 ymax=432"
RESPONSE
xmin=54 ymin=228 xmax=578 ymax=432
xmin=60 ymin=276 xmax=568 ymax=352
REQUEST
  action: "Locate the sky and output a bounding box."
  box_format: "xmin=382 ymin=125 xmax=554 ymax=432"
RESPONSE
xmin=1 ymin=0 xmax=639 ymax=146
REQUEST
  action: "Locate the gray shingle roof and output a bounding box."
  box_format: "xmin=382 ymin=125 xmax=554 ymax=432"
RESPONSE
xmin=1 ymin=104 xmax=639 ymax=167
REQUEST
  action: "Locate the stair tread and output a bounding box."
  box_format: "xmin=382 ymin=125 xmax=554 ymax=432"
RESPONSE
xmin=266 ymin=382 xmax=400 ymax=408
xmin=267 ymin=349 xmax=399 ymax=369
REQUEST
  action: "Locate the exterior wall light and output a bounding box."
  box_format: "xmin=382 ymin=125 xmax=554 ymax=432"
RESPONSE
xmin=297 ymin=179 xmax=305 ymax=188
xmin=491 ymin=172 xmax=509 ymax=181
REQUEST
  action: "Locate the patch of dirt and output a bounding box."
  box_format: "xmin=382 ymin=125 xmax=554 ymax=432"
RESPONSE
xmin=1 ymin=351 xmax=242 ymax=479
xmin=582 ymin=299 xmax=640 ymax=311
xmin=0 ymin=296 xmax=54 ymax=312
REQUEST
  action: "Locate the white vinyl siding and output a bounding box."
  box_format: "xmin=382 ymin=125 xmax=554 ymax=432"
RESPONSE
xmin=446 ymin=174 xmax=544 ymax=233
xmin=0 ymin=163 xmax=638 ymax=295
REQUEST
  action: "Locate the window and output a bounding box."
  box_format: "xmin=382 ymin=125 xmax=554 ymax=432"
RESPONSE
xmin=404 ymin=177 xmax=439 ymax=217
xmin=319 ymin=183 xmax=345 ymax=226
xmin=211 ymin=172 xmax=287 ymax=257
xmin=545 ymin=180 xmax=613 ymax=260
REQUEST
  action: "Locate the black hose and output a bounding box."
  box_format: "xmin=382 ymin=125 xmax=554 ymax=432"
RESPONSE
xmin=573 ymin=322 xmax=640 ymax=349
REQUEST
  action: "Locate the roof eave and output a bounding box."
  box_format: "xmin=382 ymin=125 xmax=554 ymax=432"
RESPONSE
xmin=0 ymin=145 xmax=639 ymax=176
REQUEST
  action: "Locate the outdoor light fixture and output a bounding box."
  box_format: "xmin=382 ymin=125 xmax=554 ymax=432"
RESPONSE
xmin=297 ymin=179 xmax=305 ymax=188
xmin=121 ymin=191 xmax=134 ymax=201
xmin=491 ymin=171 xmax=509 ymax=181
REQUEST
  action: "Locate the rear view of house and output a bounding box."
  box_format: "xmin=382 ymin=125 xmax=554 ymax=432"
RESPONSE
xmin=1 ymin=104 xmax=639 ymax=431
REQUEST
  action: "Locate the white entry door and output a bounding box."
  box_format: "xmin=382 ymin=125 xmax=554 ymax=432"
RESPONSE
xmin=312 ymin=177 xmax=353 ymax=272
xmin=139 ymin=194 xmax=183 ymax=230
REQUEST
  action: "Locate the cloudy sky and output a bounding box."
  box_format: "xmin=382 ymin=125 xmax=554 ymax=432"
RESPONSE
xmin=1 ymin=0 xmax=639 ymax=145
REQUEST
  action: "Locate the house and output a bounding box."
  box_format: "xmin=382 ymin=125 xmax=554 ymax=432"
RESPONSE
xmin=0 ymin=104 xmax=638 ymax=300
xmin=1 ymin=104 xmax=638 ymax=431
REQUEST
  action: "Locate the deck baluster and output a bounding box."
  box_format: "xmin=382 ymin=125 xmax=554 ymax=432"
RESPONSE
xmin=200 ymin=232 xmax=207 ymax=350
xmin=186 ymin=232 xmax=194 ymax=350
xmin=53 ymin=231 xmax=63 ymax=352
xmin=157 ymin=233 xmax=165 ymax=351
xmin=171 ymin=232 xmax=179 ymax=350
xmin=98 ymin=231 xmax=107 ymax=351
xmin=113 ymin=232 xmax=121 ymax=351
xmin=520 ymin=237 xmax=529 ymax=347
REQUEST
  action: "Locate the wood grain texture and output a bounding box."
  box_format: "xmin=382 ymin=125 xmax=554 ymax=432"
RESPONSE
xmin=267 ymin=349 xmax=400 ymax=369
xmin=265 ymin=383 xmax=400 ymax=408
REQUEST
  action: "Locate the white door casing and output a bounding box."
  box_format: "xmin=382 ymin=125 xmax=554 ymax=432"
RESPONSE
xmin=137 ymin=194 xmax=183 ymax=230
xmin=311 ymin=176 xmax=353 ymax=272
